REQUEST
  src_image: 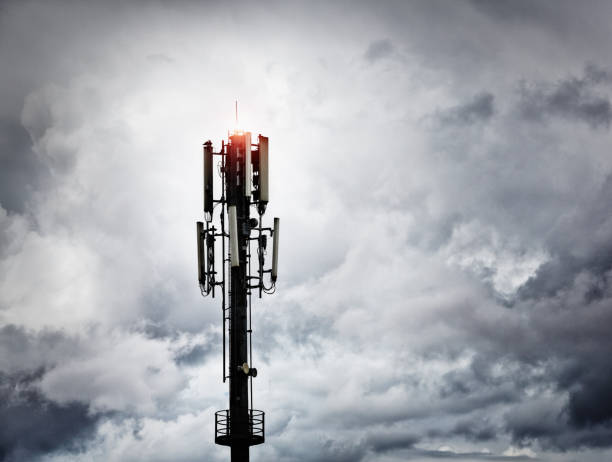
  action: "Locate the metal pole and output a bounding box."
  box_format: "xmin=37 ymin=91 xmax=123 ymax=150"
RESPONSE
xmin=227 ymin=135 xmax=250 ymax=462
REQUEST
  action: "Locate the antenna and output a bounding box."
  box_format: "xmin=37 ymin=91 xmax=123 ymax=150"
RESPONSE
xmin=203 ymin=141 xmax=213 ymax=221
xmin=195 ymin=122 xmax=279 ymax=462
xmin=272 ymin=218 xmax=279 ymax=282
xmin=196 ymin=221 xmax=205 ymax=284
xmin=228 ymin=205 xmax=239 ymax=267
xmin=244 ymin=132 xmax=252 ymax=197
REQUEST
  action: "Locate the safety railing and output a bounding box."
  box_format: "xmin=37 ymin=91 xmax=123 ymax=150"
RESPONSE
xmin=215 ymin=409 xmax=265 ymax=446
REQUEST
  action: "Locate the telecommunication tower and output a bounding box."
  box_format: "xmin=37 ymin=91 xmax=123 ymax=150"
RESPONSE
xmin=196 ymin=124 xmax=279 ymax=462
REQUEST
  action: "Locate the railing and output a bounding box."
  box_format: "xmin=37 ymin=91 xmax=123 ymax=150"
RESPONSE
xmin=215 ymin=409 xmax=265 ymax=446
xmin=215 ymin=410 xmax=230 ymax=443
xmin=249 ymin=409 xmax=265 ymax=442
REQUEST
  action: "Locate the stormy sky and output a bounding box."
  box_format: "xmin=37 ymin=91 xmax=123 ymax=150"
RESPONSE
xmin=2 ymin=1 xmax=612 ymax=461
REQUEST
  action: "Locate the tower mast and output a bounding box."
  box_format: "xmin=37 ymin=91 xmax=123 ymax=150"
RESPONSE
xmin=196 ymin=124 xmax=279 ymax=462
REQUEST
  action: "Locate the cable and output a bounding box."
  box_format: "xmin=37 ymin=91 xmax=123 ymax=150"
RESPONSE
xmin=216 ymin=159 xmax=223 ymax=178
xmin=262 ymin=280 xmax=276 ymax=294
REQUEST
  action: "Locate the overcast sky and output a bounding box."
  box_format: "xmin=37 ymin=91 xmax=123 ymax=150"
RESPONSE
xmin=2 ymin=1 xmax=612 ymax=461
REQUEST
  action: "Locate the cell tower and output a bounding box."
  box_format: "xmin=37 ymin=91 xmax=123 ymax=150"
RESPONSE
xmin=196 ymin=124 xmax=279 ymax=462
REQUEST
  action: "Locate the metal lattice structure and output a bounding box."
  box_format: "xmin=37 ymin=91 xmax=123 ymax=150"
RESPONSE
xmin=196 ymin=129 xmax=279 ymax=462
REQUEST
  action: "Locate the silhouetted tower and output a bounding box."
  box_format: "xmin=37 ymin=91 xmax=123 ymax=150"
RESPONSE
xmin=196 ymin=128 xmax=279 ymax=462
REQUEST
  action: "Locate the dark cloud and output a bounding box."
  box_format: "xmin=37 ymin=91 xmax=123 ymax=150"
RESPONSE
xmin=435 ymin=359 xmax=521 ymax=416
xmin=428 ymin=421 xmax=497 ymax=444
xmin=435 ymin=93 xmax=495 ymax=126
xmin=365 ymin=431 xmax=419 ymax=453
xmin=584 ymin=62 xmax=612 ymax=84
xmin=414 ymin=449 xmax=534 ymax=460
xmin=0 ymin=369 xmax=104 ymax=461
xmin=481 ymin=189 xmax=612 ymax=448
xmin=504 ymin=394 xmax=612 ymax=451
xmin=469 ymin=0 xmax=562 ymax=24
xmin=503 ymin=399 xmax=565 ymax=446
xmin=517 ymin=173 xmax=612 ymax=301
xmin=174 ymin=342 xmax=214 ymax=366
xmin=498 ymin=334 xmax=612 ymax=450
xmin=314 ymin=439 xmax=368 ymax=462
xmin=274 ymin=437 xmax=368 ymax=462
xmin=517 ymin=66 xmax=612 ymax=128
xmin=364 ymin=39 xmax=394 ymax=63
xmin=468 ymin=281 xmax=612 ymax=450
xmin=451 ymin=420 xmax=496 ymax=442
xmin=140 ymin=320 xmax=177 ymax=340
xmin=568 ymin=373 xmax=612 ymax=427
xmin=421 ymin=156 xmax=612 ymax=450
xmin=0 ymin=117 xmax=49 ymax=213
xmin=0 ymin=325 xmax=79 ymax=374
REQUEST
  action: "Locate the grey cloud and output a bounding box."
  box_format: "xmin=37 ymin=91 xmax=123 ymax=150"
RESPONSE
xmin=517 ymin=173 xmax=612 ymax=301
xmin=146 ymin=53 xmax=174 ymax=64
xmin=450 ymin=420 xmax=496 ymax=442
xmin=504 ymin=395 xmax=612 ymax=450
xmin=273 ymin=436 xmax=368 ymax=462
xmin=0 ymin=369 xmax=106 ymax=461
xmin=410 ymin=152 xmax=612 ymax=450
xmin=583 ymin=62 xmax=612 ymax=84
xmin=470 ymin=272 xmax=612 ymax=449
xmin=568 ymin=366 xmax=612 ymax=428
xmin=0 ymin=117 xmax=49 ymax=213
xmin=0 ymin=325 xmax=79 ymax=374
xmin=469 ymin=0 xmax=563 ymax=24
xmin=455 ymin=288 xmax=612 ymax=450
xmin=140 ymin=320 xmax=177 ymax=340
xmin=254 ymin=304 xmax=332 ymax=363
xmin=413 ymin=449 xmax=534 ymax=460
xmin=317 ymin=439 xmax=367 ymax=462
xmin=435 ymin=92 xmax=495 ymax=126
xmin=140 ymin=286 xmax=175 ymax=325
xmin=364 ymin=39 xmax=394 ymax=63
xmin=517 ymin=66 xmax=612 ymax=128
xmin=174 ymin=342 xmax=215 ymax=366
xmin=503 ymin=398 xmax=565 ymax=446
xmin=4 ymin=1 xmax=612 ymax=461
xmin=0 ymin=324 xmax=192 ymax=454
xmin=273 ymin=57 xmax=612 ymax=457
xmin=365 ymin=430 xmax=419 ymax=453
xmin=467 ymin=0 xmax=610 ymax=61
xmin=20 ymin=88 xmax=80 ymax=175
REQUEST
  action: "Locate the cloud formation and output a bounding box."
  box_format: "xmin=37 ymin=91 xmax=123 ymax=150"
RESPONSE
xmin=0 ymin=368 xmax=103 ymax=461
xmin=517 ymin=65 xmax=612 ymax=128
xmin=364 ymin=39 xmax=394 ymax=63
xmin=435 ymin=92 xmax=495 ymax=126
xmin=2 ymin=1 xmax=612 ymax=461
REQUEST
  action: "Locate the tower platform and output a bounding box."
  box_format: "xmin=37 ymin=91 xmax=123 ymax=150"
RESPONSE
xmin=215 ymin=409 xmax=265 ymax=447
